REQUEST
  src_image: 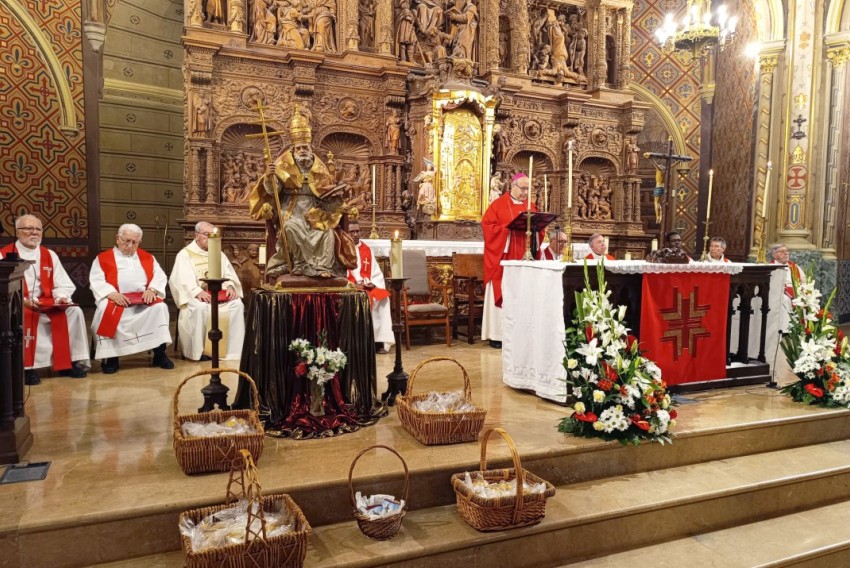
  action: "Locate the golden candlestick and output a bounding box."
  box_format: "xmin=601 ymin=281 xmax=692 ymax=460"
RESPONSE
xmin=561 ymin=208 xmax=575 ymax=263
xmin=522 ymin=210 xmax=534 ymax=261
xmin=699 ymin=220 xmax=711 ymax=262
xmin=756 ymin=212 xmax=768 ymax=264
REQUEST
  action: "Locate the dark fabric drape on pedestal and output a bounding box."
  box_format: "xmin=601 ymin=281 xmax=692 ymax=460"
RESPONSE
xmin=235 ymin=288 xmax=383 ymax=439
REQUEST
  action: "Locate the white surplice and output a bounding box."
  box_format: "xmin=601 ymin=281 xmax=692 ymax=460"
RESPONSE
xmin=169 ymin=241 xmax=245 ymax=361
xmin=90 ymin=248 xmax=172 ymax=359
xmin=349 ymin=244 xmax=394 ymax=345
xmin=6 ymin=242 xmax=90 ymax=370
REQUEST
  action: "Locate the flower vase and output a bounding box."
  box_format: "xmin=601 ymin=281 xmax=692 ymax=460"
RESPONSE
xmin=309 ymin=380 xmax=325 ymax=417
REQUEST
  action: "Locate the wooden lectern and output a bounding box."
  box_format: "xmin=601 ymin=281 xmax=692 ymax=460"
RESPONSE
xmin=0 ymin=257 xmax=33 ymax=464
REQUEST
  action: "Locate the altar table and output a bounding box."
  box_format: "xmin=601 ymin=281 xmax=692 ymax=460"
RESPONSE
xmin=234 ymin=288 xmax=384 ymax=438
xmin=501 ymin=260 xmax=784 ymax=403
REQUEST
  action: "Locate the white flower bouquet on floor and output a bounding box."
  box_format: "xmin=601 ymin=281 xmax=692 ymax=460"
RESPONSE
xmin=558 ymin=263 xmax=676 ymax=445
xmin=289 ymin=333 xmax=347 ymax=385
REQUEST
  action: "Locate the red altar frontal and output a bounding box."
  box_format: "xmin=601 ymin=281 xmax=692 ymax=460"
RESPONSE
xmin=234 ymin=288 xmax=385 ymax=438
xmin=501 ymin=261 xmax=785 ymax=402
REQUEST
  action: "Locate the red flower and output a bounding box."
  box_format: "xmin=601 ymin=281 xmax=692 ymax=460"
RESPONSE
xmin=805 ymin=326 xmax=812 ymax=336
xmin=575 ymin=412 xmax=597 ymax=423
xmin=626 ymin=334 xmax=638 ymax=350
xmin=295 ymin=361 xmax=308 ymax=377
xmin=805 ymin=383 xmax=824 ymax=398
xmin=598 ymin=379 xmax=613 ymax=391
xmin=827 ymin=373 xmax=841 ymax=392
xmin=602 ymin=361 xmax=619 ymax=382
xmin=630 ymin=415 xmax=650 ymax=430
xmin=669 ymin=409 xmax=678 ymax=419
xmin=585 ymin=324 xmax=594 ymax=343
xmin=619 ymin=385 xmax=629 ymax=396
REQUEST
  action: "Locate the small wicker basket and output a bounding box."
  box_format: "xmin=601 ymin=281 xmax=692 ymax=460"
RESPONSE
xmin=173 ymin=368 xmax=265 ymax=475
xmin=348 ymin=445 xmax=410 ymax=540
xmin=180 ymin=449 xmax=311 ymax=568
xmin=396 ymin=357 xmax=487 ymax=445
xmin=451 ymin=428 xmax=556 ymax=532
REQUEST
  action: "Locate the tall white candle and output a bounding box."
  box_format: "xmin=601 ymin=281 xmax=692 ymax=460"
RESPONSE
xmin=567 ymin=140 xmax=574 ymax=210
xmin=258 ymin=244 xmax=267 ymax=266
xmin=651 ymin=238 xmax=658 ymax=251
xmin=761 ymin=161 xmax=773 ymax=218
xmin=389 ymin=230 xmax=403 ymax=278
xmin=527 ymin=156 xmax=534 ymax=211
xmin=208 ymin=227 xmax=221 ymax=279
xmin=706 ymin=169 xmax=714 ymax=222
xmin=543 ymin=174 xmax=548 ymax=212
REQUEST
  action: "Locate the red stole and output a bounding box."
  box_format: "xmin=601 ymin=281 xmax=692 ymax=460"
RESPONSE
xmin=482 ymin=192 xmax=541 ymax=307
xmin=347 ymin=242 xmax=390 ymax=306
xmin=585 ymin=253 xmax=615 ymax=261
xmin=95 ymin=248 xmax=160 ymax=338
xmin=772 ymin=260 xmax=802 ymax=298
xmin=0 ymin=243 xmax=72 ymax=370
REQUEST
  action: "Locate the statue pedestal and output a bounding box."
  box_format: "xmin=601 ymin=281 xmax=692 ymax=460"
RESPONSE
xmin=269 ymin=274 xmax=351 ymax=289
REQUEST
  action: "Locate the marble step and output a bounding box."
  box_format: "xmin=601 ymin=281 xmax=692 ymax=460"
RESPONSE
xmin=86 ymin=439 xmax=850 ymax=568
xmin=560 ymin=500 xmax=850 ymax=567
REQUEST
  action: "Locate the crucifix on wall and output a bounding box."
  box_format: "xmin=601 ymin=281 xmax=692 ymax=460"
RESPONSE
xmin=643 ymin=137 xmax=693 ymax=240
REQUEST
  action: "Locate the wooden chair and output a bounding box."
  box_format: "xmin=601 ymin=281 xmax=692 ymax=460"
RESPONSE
xmin=401 ymin=249 xmax=451 ymax=350
xmin=451 ymin=253 xmax=485 ymax=344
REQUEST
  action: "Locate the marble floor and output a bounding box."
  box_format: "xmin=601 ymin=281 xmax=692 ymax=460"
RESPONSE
xmin=1 ymin=336 xmax=839 ymax=567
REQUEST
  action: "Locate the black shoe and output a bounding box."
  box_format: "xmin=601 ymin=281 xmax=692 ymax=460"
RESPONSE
xmin=102 ymin=358 xmax=119 ymax=374
xmin=59 ymin=362 xmax=88 ymax=379
xmin=25 ymin=370 xmax=41 ymax=385
xmin=488 ymin=340 xmax=502 ymax=349
xmin=152 ymin=344 xmax=175 ymax=369
xmin=199 ymin=354 xmax=212 ymax=362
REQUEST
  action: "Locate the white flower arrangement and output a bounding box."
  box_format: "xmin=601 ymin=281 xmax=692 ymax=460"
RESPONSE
xmin=289 ymin=334 xmax=347 ymax=385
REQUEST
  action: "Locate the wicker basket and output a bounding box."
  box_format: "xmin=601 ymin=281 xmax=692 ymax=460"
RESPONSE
xmin=451 ymin=428 xmax=556 ymax=532
xmin=348 ymin=445 xmax=410 ymax=541
xmin=180 ymin=449 xmax=311 ymax=568
xmin=173 ymin=368 xmax=265 ymax=475
xmin=396 ymin=357 xmax=487 ymax=445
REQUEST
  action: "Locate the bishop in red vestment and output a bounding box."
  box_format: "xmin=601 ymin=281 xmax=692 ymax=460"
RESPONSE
xmin=481 ymin=173 xmax=542 ymax=346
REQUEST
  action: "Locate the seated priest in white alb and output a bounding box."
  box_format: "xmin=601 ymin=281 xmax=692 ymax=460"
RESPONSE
xmin=169 ymin=222 xmax=245 ymax=361
xmin=537 ymin=230 xmax=567 ymax=260
xmin=0 ymin=215 xmax=90 ymax=385
xmin=90 ymin=223 xmax=173 ymax=374
xmin=346 ymin=221 xmax=394 ymax=353
xmin=708 ymin=237 xmax=730 ymax=262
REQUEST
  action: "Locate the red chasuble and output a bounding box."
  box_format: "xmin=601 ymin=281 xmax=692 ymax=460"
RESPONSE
xmin=481 ymin=192 xmax=542 ymax=307
xmin=95 ymin=248 xmax=162 ymax=338
xmin=0 ymin=243 xmax=72 ymax=370
xmin=347 ymin=242 xmax=390 ymax=306
xmin=538 ymin=247 xmax=558 ymax=260
xmin=639 ymin=272 xmax=730 ymax=385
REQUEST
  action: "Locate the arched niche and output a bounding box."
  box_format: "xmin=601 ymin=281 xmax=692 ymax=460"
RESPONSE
xmin=318 ymin=132 xmax=375 ymax=209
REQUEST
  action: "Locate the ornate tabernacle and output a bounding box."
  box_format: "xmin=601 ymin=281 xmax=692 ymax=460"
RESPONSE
xmin=181 ymin=0 xmax=650 ymax=255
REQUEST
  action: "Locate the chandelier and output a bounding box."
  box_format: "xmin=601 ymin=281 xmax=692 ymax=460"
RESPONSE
xmin=655 ymin=0 xmax=738 ymax=61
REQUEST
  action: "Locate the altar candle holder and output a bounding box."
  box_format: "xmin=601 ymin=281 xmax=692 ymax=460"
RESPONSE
xmin=382 ymin=277 xmax=410 ymax=406
xmin=522 ymin=210 xmax=534 ymax=261
xmin=199 ymin=277 xmax=231 ymax=412
xmin=561 ymin=208 xmax=575 ymax=263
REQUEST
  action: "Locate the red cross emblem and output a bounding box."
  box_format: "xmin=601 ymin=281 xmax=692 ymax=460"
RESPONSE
xmin=786 ymin=165 xmax=807 ymax=190
xmin=362 ymin=256 xmax=370 ymax=271
xmin=660 ymin=287 xmax=710 ymax=360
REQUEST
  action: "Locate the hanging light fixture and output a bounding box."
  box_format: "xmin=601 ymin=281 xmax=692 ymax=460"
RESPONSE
xmin=655 ymin=0 xmax=738 ymax=62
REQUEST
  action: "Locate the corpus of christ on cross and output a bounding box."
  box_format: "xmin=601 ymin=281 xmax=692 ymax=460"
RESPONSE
xmin=643 ymin=137 xmax=693 ymax=239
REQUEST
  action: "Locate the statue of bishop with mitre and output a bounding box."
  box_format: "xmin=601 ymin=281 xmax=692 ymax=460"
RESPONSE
xmin=249 ymin=104 xmax=357 ymax=282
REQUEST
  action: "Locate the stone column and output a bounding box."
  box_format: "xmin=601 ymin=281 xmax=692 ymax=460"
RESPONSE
xmin=205 ymin=144 xmax=216 ymax=203
xmin=343 ymin=0 xmax=360 ymax=50
xmin=620 ymin=6 xmax=631 ymax=87
xmin=508 ymin=0 xmax=529 ymax=75
xmin=481 ymin=0 xmax=500 ymax=72
xmin=819 ymin=43 xmax=850 ymax=259
xmin=191 ymin=147 xmax=201 ymax=202
xmin=228 ymin=0 xmax=245 ymax=33
xmin=376 ymin=0 xmax=393 ymax=55
xmin=188 ymin=0 xmax=204 ymax=26
xmin=748 ymin=47 xmax=782 ymax=259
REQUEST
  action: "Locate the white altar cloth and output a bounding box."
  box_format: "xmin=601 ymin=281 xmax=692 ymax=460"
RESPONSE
xmin=500 ymin=260 xmax=785 ymax=403
xmin=361 ymin=239 xmax=484 ymax=257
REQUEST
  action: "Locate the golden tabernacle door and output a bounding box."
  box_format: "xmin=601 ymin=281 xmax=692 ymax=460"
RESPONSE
xmin=430 ymin=89 xmax=497 ymax=221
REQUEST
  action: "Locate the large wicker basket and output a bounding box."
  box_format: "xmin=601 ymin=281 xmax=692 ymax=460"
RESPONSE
xmin=180 ymin=449 xmax=312 ymax=568
xmin=173 ymin=368 xmax=265 ymax=475
xmin=348 ymin=445 xmax=410 ymax=541
xmin=451 ymin=428 xmax=556 ymax=532
xmin=396 ymin=357 xmax=487 ymax=445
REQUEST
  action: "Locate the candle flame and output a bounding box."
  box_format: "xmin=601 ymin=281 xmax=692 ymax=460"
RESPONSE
xmin=767 ymin=161 xmax=772 ymax=169
xmin=211 ymin=227 xmax=220 ymax=237
xmin=709 ymin=169 xmax=714 ymax=176
xmin=394 ymin=230 xmax=399 ymax=238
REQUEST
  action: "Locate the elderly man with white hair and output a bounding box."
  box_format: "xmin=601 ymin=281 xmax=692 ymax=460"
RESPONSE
xmin=90 ymin=223 xmax=173 ymax=373
xmin=0 ymin=214 xmax=90 ymax=384
xmin=169 ymin=221 xmax=245 ymax=361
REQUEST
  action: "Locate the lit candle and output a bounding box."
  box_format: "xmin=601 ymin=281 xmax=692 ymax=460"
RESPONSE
xmin=624 ymin=251 xmax=632 ymax=261
xmin=651 ymin=238 xmax=658 ymax=251
xmin=543 ymin=174 xmax=548 ymax=212
xmin=390 ymin=230 xmax=403 ymax=278
xmin=527 ymin=156 xmax=534 ymax=211
xmin=706 ymin=169 xmax=714 ymax=222
xmin=567 ymin=140 xmax=574 ymax=210
xmin=371 ymin=164 xmax=376 ymax=206
xmin=208 ymin=227 xmax=221 ymax=279
xmin=761 ymin=161 xmax=772 ymax=218
xmin=258 ymin=244 xmax=267 ymax=266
